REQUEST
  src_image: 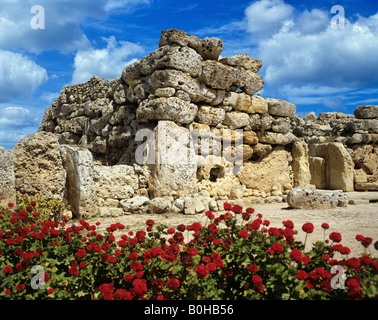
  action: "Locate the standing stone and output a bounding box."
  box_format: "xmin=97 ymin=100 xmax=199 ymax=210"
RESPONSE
xmin=148 ymin=121 xmax=198 ymax=198
xmin=12 ymin=132 xmax=67 ymax=201
xmin=60 ymin=145 xmax=98 ymax=218
xmin=309 ymin=142 xmax=354 ymax=192
xmin=0 ymin=147 xmax=16 ymax=206
xmin=309 ymin=157 xmax=327 ymax=189
xmin=291 ymin=141 xmax=311 ymax=188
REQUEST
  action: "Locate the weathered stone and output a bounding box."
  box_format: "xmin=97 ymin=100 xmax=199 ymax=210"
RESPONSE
xmin=287 ymin=188 xmax=342 ymax=209
xmin=148 ymin=121 xmax=198 ymax=198
xmin=122 ymin=44 xmax=203 ymax=86
xmin=251 ymin=95 xmax=268 ymax=114
xmin=355 ymin=182 xmax=378 ymax=191
xmin=309 ymin=156 xmax=327 ymax=189
xmin=266 ymin=98 xmax=296 ymax=118
xmin=309 ymin=143 xmax=354 ymax=192
xmin=257 ymin=131 xmax=297 ymax=145
xmin=0 ymin=147 xmax=16 ymax=206
xmin=184 ymin=196 xmax=206 ymax=215
xmin=12 ymin=132 xmax=67 ymax=201
xmin=121 ymin=196 xmax=150 ymax=214
xmin=60 ymin=145 xmax=98 ymax=218
xmin=229 ymin=184 xmax=244 ymax=199
xmin=136 ymin=97 xmax=198 ymax=124
xmin=351 ymin=144 xmax=378 ymax=181
xmin=219 ymin=53 xmax=262 ymax=73
xmin=93 ymin=165 xmax=138 ymax=200
xmin=148 ymin=196 xmax=174 ymax=214
xmin=158 ymin=29 xmax=223 ymax=60
xmin=291 ymin=141 xmax=311 ymax=188
xmin=272 ymin=117 xmax=292 ymax=133
xmin=243 ymin=131 xmax=259 ymax=145
xmin=196 ymin=105 xmax=225 ymax=126
xmin=346 ymin=119 xmax=378 ymax=133
xmin=252 ymin=143 xmax=272 ymax=157
xmin=238 ymin=146 xmax=292 ymax=193
xmin=223 ymin=111 xmax=250 ymax=128
xmin=354 ymin=105 xmax=378 ymax=119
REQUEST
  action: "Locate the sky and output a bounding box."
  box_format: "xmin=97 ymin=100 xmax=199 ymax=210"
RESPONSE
xmin=0 ymin=0 xmax=377 ymax=150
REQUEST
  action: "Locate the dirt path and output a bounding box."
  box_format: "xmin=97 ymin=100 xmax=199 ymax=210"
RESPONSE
xmin=84 ymin=202 xmax=378 ymax=258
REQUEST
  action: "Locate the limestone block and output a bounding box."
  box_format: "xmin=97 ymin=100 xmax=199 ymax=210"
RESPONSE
xmin=121 ymin=196 xmax=150 ymax=214
xmin=136 ymin=97 xmax=198 ymax=124
xmin=12 ymin=132 xmax=67 ymax=201
xmin=196 ymin=105 xmax=225 ymax=126
xmin=309 ymin=156 xmax=327 ymax=189
xmin=354 ymin=105 xmax=378 ymax=119
xmin=238 ymin=146 xmax=292 ymax=193
xmin=148 ymin=121 xmax=198 ymax=198
xmin=257 ymin=131 xmax=297 ymax=145
xmin=309 ymin=143 xmax=354 ymax=192
xmin=219 ymin=53 xmax=262 ymax=73
xmin=287 ymin=188 xmax=346 ymax=209
xmin=266 ymin=98 xmax=296 ymax=118
xmin=291 ymin=141 xmax=311 ymax=188
xmin=0 ymin=147 xmax=16 ymax=206
xmin=223 ymin=111 xmax=250 ymax=128
xmin=158 ymin=29 xmax=223 ymax=60
xmin=60 ymin=145 xmax=98 ymax=218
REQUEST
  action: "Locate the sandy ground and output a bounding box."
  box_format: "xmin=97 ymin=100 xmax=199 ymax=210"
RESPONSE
xmin=84 ymin=202 xmax=378 ymax=259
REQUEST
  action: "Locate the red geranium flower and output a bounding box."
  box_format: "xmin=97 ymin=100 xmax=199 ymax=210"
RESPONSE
xmin=75 ymin=249 xmax=86 ymax=259
xmin=167 ymin=278 xmax=180 ymax=291
xmin=223 ymin=202 xmax=232 ymax=211
xmin=3 ymin=266 xmax=12 ymax=274
xmin=68 ymin=266 xmax=79 ymax=276
xmin=269 ymin=243 xmax=284 ymax=255
xmin=195 ymin=265 xmax=209 ymax=278
xmin=302 ymin=223 xmax=314 ymax=234
xmin=247 ymin=264 xmax=258 ymax=273
xmin=296 ymin=270 xmax=308 ymax=280
xmin=251 ymin=275 xmax=262 ymax=284
xmin=290 ymin=249 xmax=303 ymax=262
xmin=321 ymin=223 xmax=330 ymax=229
xmin=239 ymin=229 xmax=249 ymax=239
xmin=329 ymin=232 xmax=342 ymax=243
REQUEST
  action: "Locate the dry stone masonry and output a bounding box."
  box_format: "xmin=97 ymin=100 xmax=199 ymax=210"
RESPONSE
xmin=1 ymin=29 xmax=378 ymax=216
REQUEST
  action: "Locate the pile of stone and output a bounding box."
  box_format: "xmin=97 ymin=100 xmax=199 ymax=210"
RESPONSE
xmin=1 ymin=29 xmax=377 ymax=217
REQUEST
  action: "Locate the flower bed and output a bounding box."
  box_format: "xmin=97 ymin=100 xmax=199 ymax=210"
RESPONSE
xmin=0 ymin=197 xmax=377 ymax=300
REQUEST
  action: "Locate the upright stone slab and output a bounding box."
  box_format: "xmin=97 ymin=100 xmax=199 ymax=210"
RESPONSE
xmin=148 ymin=121 xmax=198 ymax=198
xmin=0 ymin=147 xmax=16 ymax=206
xmin=12 ymin=132 xmax=67 ymax=201
xmin=291 ymin=141 xmax=311 ymax=188
xmin=60 ymin=145 xmax=98 ymax=218
xmin=308 ymin=142 xmax=354 ymax=192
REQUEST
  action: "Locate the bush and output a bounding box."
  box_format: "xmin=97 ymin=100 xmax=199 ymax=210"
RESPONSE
xmin=0 ymin=198 xmax=377 ymax=300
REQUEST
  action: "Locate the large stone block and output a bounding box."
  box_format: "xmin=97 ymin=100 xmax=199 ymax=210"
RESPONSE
xmin=291 ymin=141 xmax=311 ymax=188
xmin=0 ymin=147 xmax=16 ymax=206
xmin=136 ymin=97 xmax=198 ymax=124
xmin=158 ymin=29 xmax=223 ymax=60
xmin=12 ymin=132 xmax=67 ymax=201
xmin=60 ymin=145 xmax=98 ymax=218
xmin=148 ymin=121 xmax=198 ymax=198
xmin=309 ymin=156 xmax=327 ymax=189
xmin=219 ymin=53 xmax=262 ymax=73
xmin=287 ymin=188 xmax=347 ymax=209
xmin=308 ymin=142 xmax=354 ymax=192
xmin=354 ymin=105 xmax=378 ymax=119
xmin=266 ymin=98 xmax=296 ymax=118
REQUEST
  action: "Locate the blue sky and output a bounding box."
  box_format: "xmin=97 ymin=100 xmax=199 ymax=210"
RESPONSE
xmin=0 ymin=0 xmax=377 ymax=150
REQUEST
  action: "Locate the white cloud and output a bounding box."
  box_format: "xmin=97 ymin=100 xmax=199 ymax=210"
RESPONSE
xmin=71 ymin=36 xmax=144 ymax=84
xmin=245 ymin=0 xmax=294 ymax=39
xmin=0 ymin=50 xmax=48 ymax=102
xmin=243 ymin=0 xmax=378 ymax=92
xmin=0 ymin=0 xmax=149 ymax=53
xmin=0 ymin=106 xmax=40 ymax=129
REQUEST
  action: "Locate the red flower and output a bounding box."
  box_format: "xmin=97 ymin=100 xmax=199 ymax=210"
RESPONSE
xmin=30 ymin=201 xmax=37 ymax=207
xmin=253 ymin=283 xmax=265 ymax=294
xmin=7 ymin=203 xmax=14 ymax=208
xmin=99 ymin=283 xmax=114 ymax=300
xmin=321 ymin=223 xmax=330 ymax=229
xmin=247 ymin=264 xmax=259 ymax=273
xmin=167 ymin=278 xmax=180 ymax=291
xmin=22 ymin=251 xmax=33 ymax=261
xmin=79 ymin=261 xmax=86 ymax=268
xmin=302 ymin=223 xmax=314 ymax=234
xmin=283 ymin=220 xmax=294 ymax=229
xmin=329 ymin=232 xmax=342 ymax=243
xmin=231 ymin=205 xmax=243 ymax=214
xmin=93 ymin=245 xmax=102 ymax=252
xmin=129 ymin=252 xmax=138 ymax=260
xmin=290 ymin=249 xmax=303 ymax=262
xmin=48 ymin=288 xmax=55 ymax=294
xmin=320 ymin=280 xmax=332 ymax=293
xmin=124 ymin=274 xmax=133 ymax=283
xmin=360 ymin=255 xmax=372 ymax=265
xmin=68 ymin=266 xmax=79 ymax=276
xmin=251 ymin=275 xmax=262 ymax=284
xmin=269 ymin=243 xmax=284 ymax=255
xmin=75 ymin=249 xmax=86 ymax=259
xmin=361 ymin=237 xmax=373 ymax=248
xmin=246 ymin=208 xmax=255 ymax=214
xmin=146 ymin=219 xmax=155 ymax=227
xmin=346 ymin=278 xmax=360 ymax=292
xmin=222 ymin=267 xmax=233 ymax=278
xmin=223 ymin=202 xmax=232 ymax=211
xmin=346 ymin=258 xmax=360 ymax=270
xmin=239 ymin=229 xmax=249 ymax=239
xmin=108 ymin=256 xmax=117 ymax=264
xmin=296 ymin=270 xmax=309 ymax=280
xmin=195 ymin=265 xmax=209 ymax=278
xmin=16 ymin=284 xmax=25 ymax=292
xmin=167 ymin=228 xmax=175 ymax=234
xmin=3 ymin=266 xmax=12 ymax=274
xmin=132 ymin=279 xmax=147 ymax=296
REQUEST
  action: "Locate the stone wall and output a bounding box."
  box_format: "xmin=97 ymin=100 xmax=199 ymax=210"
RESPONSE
xmin=2 ymin=29 xmax=378 ymax=217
